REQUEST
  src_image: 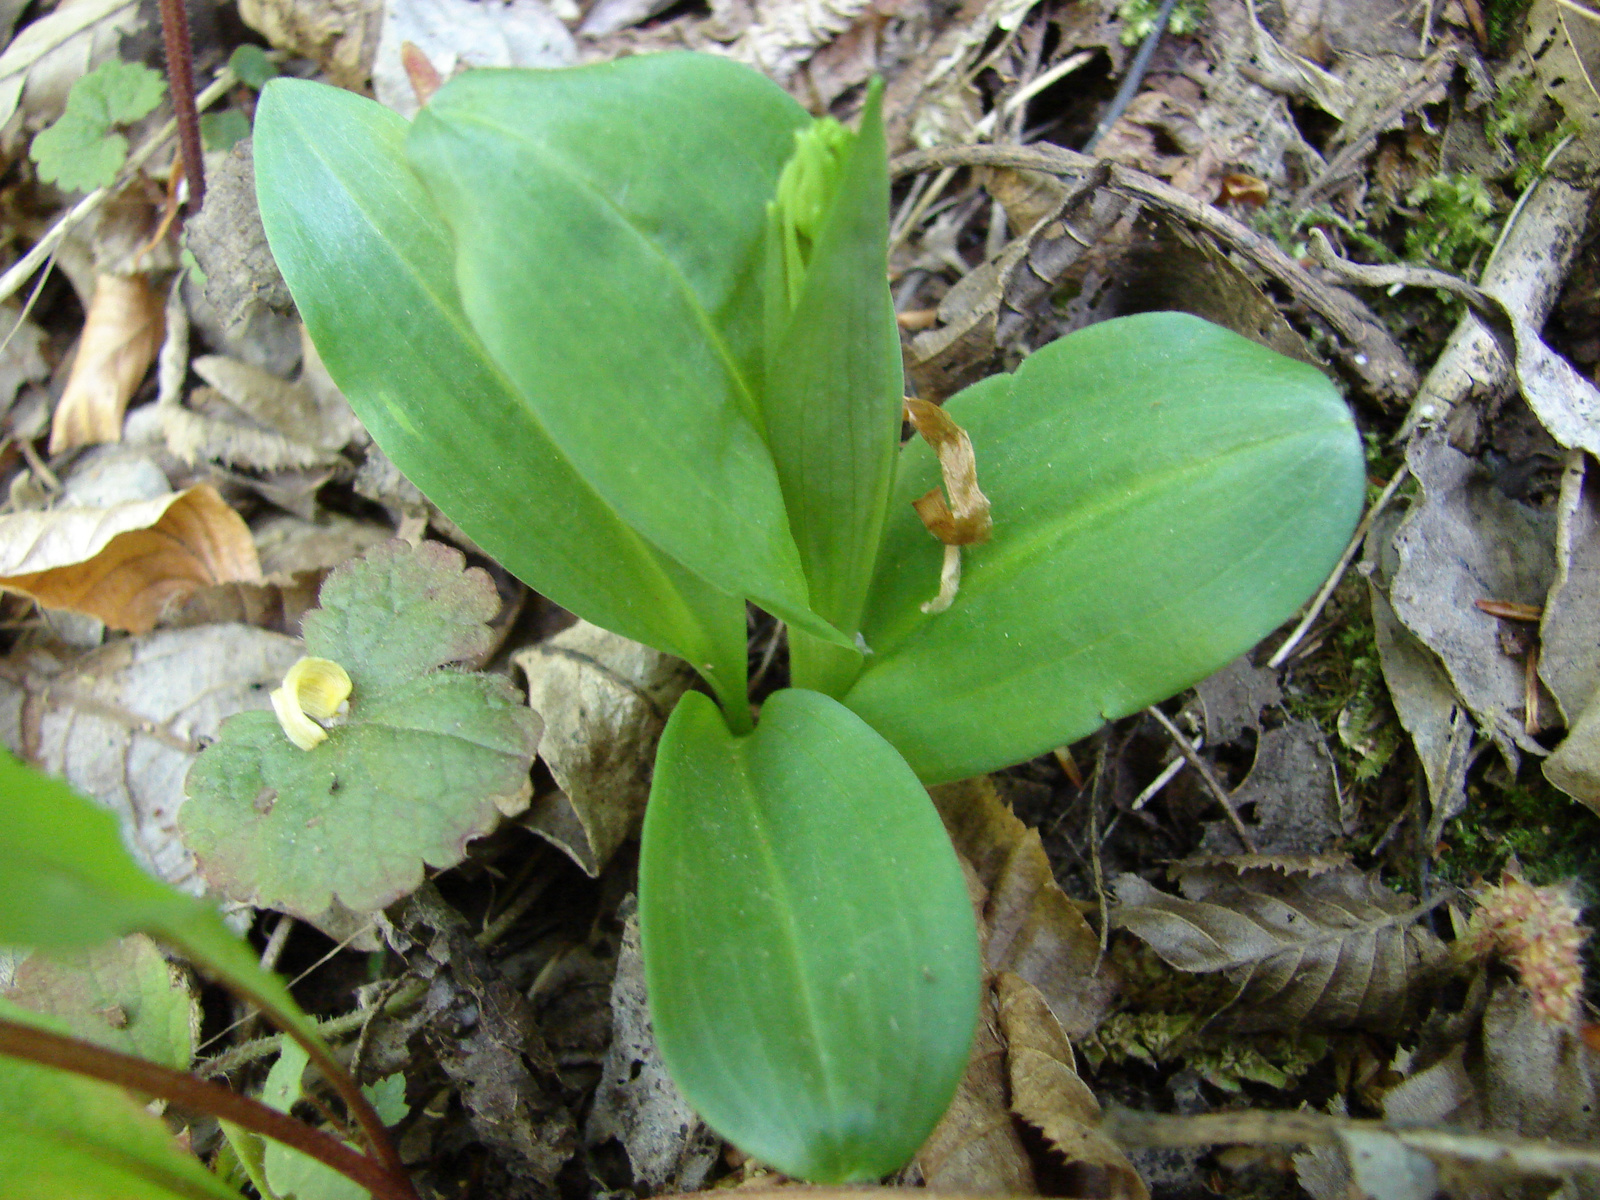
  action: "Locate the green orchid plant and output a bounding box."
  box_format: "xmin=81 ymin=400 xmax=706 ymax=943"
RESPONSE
xmin=252 ymin=51 xmax=1364 ymax=1183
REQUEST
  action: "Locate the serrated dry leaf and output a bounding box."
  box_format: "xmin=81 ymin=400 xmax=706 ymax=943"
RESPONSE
xmin=932 ymin=777 xmax=1117 ymax=1037
xmin=728 ymin=0 xmax=878 ymax=81
xmin=1110 ymin=866 xmax=1446 ymax=1033
xmin=0 ymin=484 xmax=261 ymax=632
xmin=49 ymin=272 xmax=162 ymax=453
xmin=513 ymin=621 xmax=693 ymax=876
xmin=996 ymin=972 xmax=1149 ymax=1200
xmin=0 ymin=625 xmax=304 ymax=891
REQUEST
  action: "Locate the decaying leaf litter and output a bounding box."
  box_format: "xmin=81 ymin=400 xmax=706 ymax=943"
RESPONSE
xmin=0 ymin=0 xmax=1597 ymax=1192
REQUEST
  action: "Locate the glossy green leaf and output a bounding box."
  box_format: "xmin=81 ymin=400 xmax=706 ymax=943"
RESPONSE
xmin=0 ymin=1003 xmax=240 ymax=1200
xmin=761 ymin=83 xmax=902 ymax=695
xmin=639 ymin=689 xmax=979 ymax=1183
xmin=253 ymin=76 xmax=751 ymax=710
xmin=404 ymin=57 xmax=847 ymax=648
xmin=845 ymin=313 xmax=1365 ymax=783
xmin=0 ymin=751 xmax=333 ymax=1071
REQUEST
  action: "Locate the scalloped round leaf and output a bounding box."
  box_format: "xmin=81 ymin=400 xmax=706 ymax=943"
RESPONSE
xmin=181 ymin=541 xmax=538 ymax=917
xmin=846 ymin=313 xmax=1364 ymax=783
xmin=181 ymin=670 xmax=537 ymax=917
xmin=302 ymin=539 xmax=499 ymax=693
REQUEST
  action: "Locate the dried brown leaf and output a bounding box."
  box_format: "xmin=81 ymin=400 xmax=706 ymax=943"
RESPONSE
xmin=1389 ymin=430 xmax=1556 ymax=761
xmin=1110 ymin=867 xmax=1446 ymax=1033
xmin=238 ymin=0 xmax=381 ymax=90
xmin=914 ymin=943 xmax=1038 ymax=1193
xmin=49 ymin=272 xmax=162 ymax=453
xmin=0 ymin=0 xmax=141 ymax=136
xmin=1541 ymin=451 xmax=1600 ymax=725
xmin=513 ymin=621 xmax=694 ymax=876
xmin=1529 ymin=0 xmax=1600 ymax=169
xmin=996 ymin=972 xmax=1149 ymax=1200
xmin=0 ymin=484 xmax=261 ymax=632
xmin=586 ymin=913 xmax=719 ymax=1192
xmin=931 ymin=777 xmax=1117 ymax=1038
xmin=0 ymin=624 xmax=304 ymax=891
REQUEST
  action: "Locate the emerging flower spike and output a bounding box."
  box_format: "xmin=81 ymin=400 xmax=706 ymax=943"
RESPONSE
xmin=270 ymin=655 xmax=353 ymax=751
xmin=1460 ymin=871 xmax=1587 ymax=1026
xmin=770 ymin=116 xmax=852 ymax=311
xmin=904 ymin=398 xmax=992 ymax=614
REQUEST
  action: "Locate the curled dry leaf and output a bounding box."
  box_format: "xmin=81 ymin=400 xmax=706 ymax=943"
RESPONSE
xmin=238 ymin=0 xmax=382 ymax=90
xmin=49 ymin=272 xmax=162 ymax=453
xmin=914 ymin=866 xmax=1037 ymax=1193
xmin=996 ymin=972 xmax=1149 ymax=1200
xmin=904 ymin=398 xmax=991 ymax=613
xmin=0 ymin=484 xmax=261 ymax=632
xmin=1389 ymin=430 xmax=1556 ymax=761
xmin=586 ymin=912 xmax=719 ymax=1193
xmin=513 ymin=620 xmax=694 ymax=876
xmin=1110 ymin=864 xmax=1447 ymax=1033
xmin=931 ymin=776 xmax=1117 ymax=1037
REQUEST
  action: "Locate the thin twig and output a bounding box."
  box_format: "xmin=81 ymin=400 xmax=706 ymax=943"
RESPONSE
xmin=1145 ymin=705 xmax=1258 ymax=852
xmin=1084 ymin=0 xmax=1180 ymax=152
xmin=0 ymin=70 xmax=235 ymax=307
xmin=1267 ymin=464 xmax=1412 ymax=668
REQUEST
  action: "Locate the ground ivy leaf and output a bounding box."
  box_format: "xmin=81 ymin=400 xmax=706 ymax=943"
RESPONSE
xmin=180 ymin=541 xmax=540 ymax=919
xmin=30 ymin=60 xmax=166 ymax=192
xmin=302 ymin=539 xmax=498 ymax=692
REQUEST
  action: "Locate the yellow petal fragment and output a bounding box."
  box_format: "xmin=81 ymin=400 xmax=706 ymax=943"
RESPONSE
xmin=270 ymin=656 xmax=352 ymax=751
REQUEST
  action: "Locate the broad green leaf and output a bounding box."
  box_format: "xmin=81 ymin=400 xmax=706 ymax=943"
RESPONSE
xmin=0 ymin=751 xmax=334 ymax=1073
xmin=761 ymin=83 xmax=902 ymax=696
xmin=846 ymin=313 xmax=1365 ymax=783
xmin=639 ymin=689 xmax=979 ymax=1183
xmin=253 ymin=76 xmax=751 ymax=711
xmin=181 ymin=541 xmax=540 ymax=918
xmin=404 ymin=56 xmax=847 ymax=648
xmin=0 ymin=1002 xmax=240 ymax=1200
xmin=3 ymin=934 xmax=199 ymax=1069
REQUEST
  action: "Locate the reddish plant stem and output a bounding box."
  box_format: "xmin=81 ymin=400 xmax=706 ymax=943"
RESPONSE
xmin=0 ymin=1017 xmax=414 ymax=1200
xmin=155 ymin=0 xmax=204 ymax=207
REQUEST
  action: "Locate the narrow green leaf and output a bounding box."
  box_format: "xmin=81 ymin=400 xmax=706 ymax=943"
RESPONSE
xmin=4 ymin=935 xmax=199 ymax=1070
xmin=253 ymin=77 xmax=751 ymax=709
xmin=846 ymin=313 xmax=1365 ymax=783
xmin=404 ymin=56 xmax=847 ymax=647
xmin=0 ymin=1002 xmax=241 ymax=1200
xmin=639 ymin=689 xmax=979 ymax=1183
xmin=761 ymin=83 xmax=902 ymax=695
xmin=0 ymin=752 xmax=334 ymax=1081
